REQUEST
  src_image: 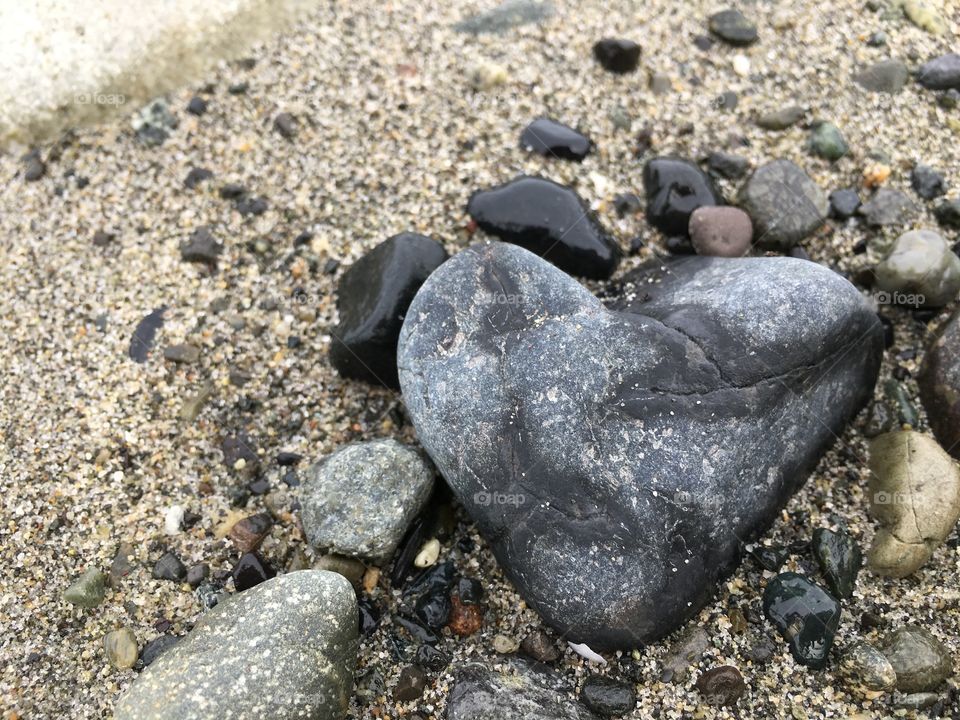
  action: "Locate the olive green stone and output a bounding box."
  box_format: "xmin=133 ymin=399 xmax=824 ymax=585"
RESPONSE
xmin=64 ymin=567 xmax=107 ymax=608
xmin=808 ymin=122 xmax=848 ymax=161
xmin=881 ymin=626 xmax=953 ymax=692
xmin=756 ymin=105 xmax=805 ymax=130
xmin=104 ymin=628 xmax=139 ymax=670
xmin=902 ymin=0 xmax=947 ymax=34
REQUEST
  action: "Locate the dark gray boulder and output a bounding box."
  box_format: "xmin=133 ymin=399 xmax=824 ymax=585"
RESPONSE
xmin=398 ymin=242 xmax=882 ymax=649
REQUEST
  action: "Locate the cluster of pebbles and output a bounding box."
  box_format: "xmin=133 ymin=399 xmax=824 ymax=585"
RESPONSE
xmin=4 ymin=0 xmax=960 ymax=718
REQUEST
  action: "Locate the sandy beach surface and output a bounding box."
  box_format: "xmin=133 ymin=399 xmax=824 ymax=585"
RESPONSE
xmin=1 ymin=0 xmax=959 ymax=717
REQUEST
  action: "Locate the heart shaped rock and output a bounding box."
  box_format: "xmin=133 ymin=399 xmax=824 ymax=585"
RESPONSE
xmin=398 ymin=242 xmax=882 ymax=648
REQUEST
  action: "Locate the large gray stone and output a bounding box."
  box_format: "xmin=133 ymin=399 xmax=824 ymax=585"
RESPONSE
xmin=875 ymin=229 xmax=960 ymax=308
xmin=301 ymin=439 xmax=434 ymax=564
xmin=114 ymin=570 xmax=358 ymax=720
xmin=737 ymin=159 xmax=827 ymax=249
xmin=398 ymin=242 xmax=882 ymax=649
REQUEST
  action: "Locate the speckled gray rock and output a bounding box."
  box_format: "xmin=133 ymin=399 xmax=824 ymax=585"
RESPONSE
xmin=881 ymin=626 xmax=953 ymax=693
xmin=854 ymin=59 xmax=909 ymax=93
xmin=301 ymin=439 xmax=434 ymax=564
xmin=839 ymin=641 xmax=896 ymax=699
xmin=875 ymin=229 xmax=960 ymax=308
xmin=446 ymin=662 xmax=599 ymax=720
xmin=113 ymin=570 xmax=358 ymax=720
xmin=738 ymin=159 xmax=827 ymax=249
xmin=858 ymin=188 xmax=916 ymax=227
xmin=398 ymin=242 xmax=882 ymax=648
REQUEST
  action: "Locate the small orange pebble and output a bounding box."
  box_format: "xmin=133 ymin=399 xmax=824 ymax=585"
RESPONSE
xmin=862 ymin=163 xmax=891 ymax=189
xmin=447 ymin=595 xmax=483 ymax=636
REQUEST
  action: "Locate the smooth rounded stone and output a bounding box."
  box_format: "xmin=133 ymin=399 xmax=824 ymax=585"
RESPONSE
xmin=162 ymin=343 xmax=200 ymax=364
xmin=115 ymin=571 xmax=357 ymax=720
xmin=301 ymin=439 xmax=434 ymax=564
xmin=228 ymin=512 xmax=274 ymax=553
xmin=829 ymin=188 xmax=861 ymax=219
xmin=763 ymin=573 xmax=841 ymax=669
xmin=919 ymin=312 xmax=960 ymax=457
xmin=493 ymin=634 xmax=520 ymax=654
xmin=738 ymin=159 xmax=828 ymax=249
xmin=811 ymin=528 xmax=862 ymax=598
xmin=867 ymin=431 xmax=960 ymax=577
xmin=708 ymin=9 xmax=758 ymax=46
xmin=467 ymin=175 xmax=621 ymax=279
xmin=104 ymin=628 xmax=139 ymax=670
xmin=695 ymin=665 xmax=745 ymax=707
xmin=748 ymin=544 xmax=789 ymax=572
xmin=642 ymin=156 xmax=723 ymax=237
xmin=273 ymin=112 xmax=297 ymax=139
xmin=64 ymin=567 xmax=107 ymax=608
xmin=580 ymin=676 xmax=636 ymax=716
xmin=918 ymin=53 xmax=960 ymax=90
xmin=706 ymin=151 xmax=749 ymax=179
xmin=521 ymin=630 xmax=561 ymax=662
xmin=592 ymin=38 xmax=641 ymax=74
xmin=661 ymin=626 xmax=711 ymax=682
xmin=453 ymin=0 xmax=554 ymax=34
xmin=329 ymin=232 xmax=448 ymax=389
xmin=875 ymin=229 xmax=960 ymax=307
xmin=854 ymin=59 xmax=909 ymax=93
xmin=186 ymin=96 xmax=207 ymax=116
xmin=185 ymin=564 xmax=208 ymax=589
xmin=881 ymin=626 xmax=953 ymax=692
xmin=911 ymin=163 xmax=946 ymax=200
xmin=808 ymin=122 xmax=848 ymax=161
xmin=398 ymin=243 xmax=882 ymax=649
xmin=179 ymin=226 xmax=221 ymax=265
xmin=315 ymin=554 xmax=366 ymax=590
xmin=934 ymin=197 xmax=960 ymax=228
xmin=839 ymin=641 xmax=896 ymax=699
xmin=883 ymin=378 xmax=920 ymax=427
xmin=756 ymin=106 xmax=805 ymax=130
xmin=858 ymin=188 xmax=916 ymax=227
xmin=903 ymin=0 xmax=947 ymax=34
xmin=446 ymin=662 xmax=599 ymax=720
xmin=152 ymin=551 xmax=186 ymax=582
xmin=394 ymin=664 xmax=427 ymax=701
xmin=416 ymin=644 xmax=450 ymax=671
xmin=689 ymin=206 xmax=752 ymax=257
xmin=520 ymin=118 xmax=591 ymax=161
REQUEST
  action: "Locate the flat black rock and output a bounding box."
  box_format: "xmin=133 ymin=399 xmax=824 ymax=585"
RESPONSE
xmin=708 ymin=9 xmax=758 ymax=47
xmin=763 ymin=572 xmax=841 ymax=669
xmin=467 ymin=176 xmax=621 ymax=279
xmin=592 ymin=39 xmax=641 ymax=74
xmin=398 ymin=242 xmax=882 ymax=648
xmin=520 ymin=118 xmax=591 ymax=161
xmin=918 ymin=53 xmax=960 ymax=90
xmin=643 ymin=156 xmax=723 ymax=238
xmin=329 ymin=233 xmax=448 ymax=388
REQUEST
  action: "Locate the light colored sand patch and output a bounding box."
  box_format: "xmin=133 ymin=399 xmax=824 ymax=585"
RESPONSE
xmin=0 ymin=0 xmax=318 ymax=146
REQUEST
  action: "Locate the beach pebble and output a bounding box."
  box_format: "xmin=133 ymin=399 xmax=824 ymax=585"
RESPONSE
xmin=592 ymin=38 xmax=641 ymax=74
xmin=580 ymin=676 xmax=636 ymax=716
xmin=466 ymin=61 xmax=508 ymax=90
xmin=231 ymin=552 xmax=275 ymax=591
xmin=934 ymin=197 xmax=960 ymax=228
xmin=857 ymin=188 xmax=915 ymax=227
xmin=732 ymin=55 xmax=750 ymax=77
xmin=854 ymin=59 xmax=909 ymax=93
xmin=300 ymin=439 xmax=434 ymax=564
xmin=829 ymin=189 xmax=861 ymax=219
xmin=185 ymin=564 xmax=208 ymax=589
xmin=228 ymin=512 xmax=273 ymax=553
xmin=763 ymin=572 xmax=841 ymax=669
xmin=875 ymin=229 xmax=960 ymax=307
xmin=183 ymin=167 xmax=212 ymax=189
xmin=811 ymin=527 xmax=862 ymax=599
xmin=661 ymin=627 xmax=710 ymax=682
xmin=453 ymin=0 xmax=554 ymax=34
xmin=24 ymin=154 xmax=45 ymax=182
xmin=162 ymin=344 xmax=200 ymax=364
xmin=689 ymin=206 xmax=752 ymax=257
xmin=104 ymin=628 xmax=139 ymax=670
xmin=918 ymin=312 xmax=960 ymax=458
xmin=808 ymin=122 xmax=848 ymax=161
xmin=133 ymin=99 xmax=177 ymax=146
xmin=152 ymin=552 xmax=186 ymax=582
xmin=902 ymin=0 xmax=947 ymax=35
xmin=895 ymin=692 xmax=940 ymax=710
xmin=163 ymin=505 xmax=184 ymax=534
xmin=756 ymin=106 xmax=805 ymax=130
xmin=64 ymin=567 xmax=107 ymax=608
xmin=179 ymin=226 xmax=221 ymax=265
xmin=738 ymin=159 xmax=827 ymax=249
xmin=706 ymin=151 xmax=749 ymax=179
xmin=448 ymin=595 xmax=484 ymax=636
xmin=708 ymin=9 xmax=758 ymax=46
xmin=273 ymin=112 xmax=297 ymax=139
xmin=910 ymin=163 xmax=946 ymax=199
xmin=445 ymin=662 xmax=597 ymax=720
xmin=114 ymin=571 xmax=358 ymax=720
xmin=642 ymin=156 xmax=723 ymax=238
xmin=394 ymin=664 xmax=427 ymax=701
xmin=521 ymin=630 xmax=561 ymax=662
xmin=185 ymin=96 xmax=207 ymax=116
xmin=881 ymin=626 xmax=953 ymax=692
xmin=493 ymin=635 xmax=520 ymax=654
xmin=467 ymin=175 xmax=621 ymax=279
xmin=918 ymin=53 xmax=960 ymax=90
xmin=867 ymin=431 xmax=960 ymax=577
xmin=329 ymin=232 xmax=447 ymax=388
xmin=839 ymin=641 xmax=896 ymax=698
xmin=520 ymin=117 xmax=591 ymax=161
xmin=695 ymin=665 xmax=745 ymax=707
xmin=746 ymin=634 xmax=777 ymax=664
xmin=398 ymin=243 xmax=881 ymax=649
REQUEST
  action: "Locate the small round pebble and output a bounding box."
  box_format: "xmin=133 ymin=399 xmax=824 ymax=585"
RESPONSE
xmin=689 ymin=206 xmax=752 ymax=257
xmin=695 ymin=665 xmax=746 ymax=707
xmin=104 ymin=628 xmax=139 ymax=670
xmin=580 ymin=675 xmax=637 ymax=717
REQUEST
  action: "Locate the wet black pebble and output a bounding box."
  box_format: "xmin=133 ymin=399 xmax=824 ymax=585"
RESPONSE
xmin=812 ymin=527 xmax=862 ymax=599
xmin=414 ymin=590 xmax=451 ymax=630
xmin=180 ymin=226 xmax=222 ymax=265
xmin=592 ymin=38 xmax=641 ymax=74
xmin=231 ymin=552 xmax=275 ymax=591
xmin=520 ymin=117 xmax=591 ymax=161
xmin=394 ymin=665 xmax=427 ymax=701
xmin=643 ymin=156 xmax=723 ymax=237
xmin=274 ymin=112 xmax=297 ymax=139
xmin=829 ymin=189 xmax=861 ymax=219
xmin=706 ymin=151 xmax=749 ymax=179
xmin=185 ymin=563 xmax=208 ymax=589
xmin=359 ymin=598 xmax=382 ymax=635
xmin=129 ymin=307 xmax=167 ymax=363
xmin=152 ymin=551 xmax=187 ymax=581
xmin=580 ymin=675 xmax=637 ymax=716
xmin=184 ymin=167 xmax=213 ymax=189
xmin=763 ymin=572 xmax=841 ymax=669
xmin=415 ymin=644 xmax=450 ymax=671
xmin=186 ymin=97 xmax=208 ymax=116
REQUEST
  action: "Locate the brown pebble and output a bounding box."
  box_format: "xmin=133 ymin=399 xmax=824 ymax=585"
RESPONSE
xmin=447 ymin=595 xmax=483 ymax=636
xmin=520 ymin=629 xmax=561 ymax=662
xmin=689 ymin=206 xmax=753 ymax=257
xmin=695 ymin=665 xmax=746 ymax=706
xmin=228 ymin=512 xmax=274 ymax=552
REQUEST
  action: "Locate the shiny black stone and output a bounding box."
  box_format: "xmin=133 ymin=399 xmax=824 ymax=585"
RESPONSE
xmin=467 ymin=175 xmax=621 ymax=279
xmin=276 ymin=451 xmax=302 ymax=466
xmin=138 ymin=634 xmax=179 ymax=669
xmin=456 ymin=577 xmax=484 ymax=605
xmin=593 ymin=38 xmax=641 ymax=74
xmin=748 ymin=545 xmax=789 ymax=572
xmin=405 ymin=560 xmax=456 ymax=600
xmin=520 ymin=118 xmax=591 ymax=161
xmin=330 ymin=233 xmax=448 ymax=389
xmin=231 ymin=552 xmax=275 ymax=592
xmin=414 ymin=590 xmax=452 ymax=629
xmin=395 ymin=616 xmax=440 ymax=644
xmin=391 ymin=517 xmax=428 ymax=586
xmin=129 ymin=306 xmax=166 ymax=363
xmin=762 ymin=572 xmax=841 ymax=669
xmin=811 ymin=528 xmax=862 ymax=599
xmin=415 ymin=644 xmax=450 ymax=671
xmin=359 ymin=598 xmax=382 ymax=635
xmin=152 ymin=551 xmax=187 ymax=581
xmin=642 ymin=157 xmax=723 ymax=237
